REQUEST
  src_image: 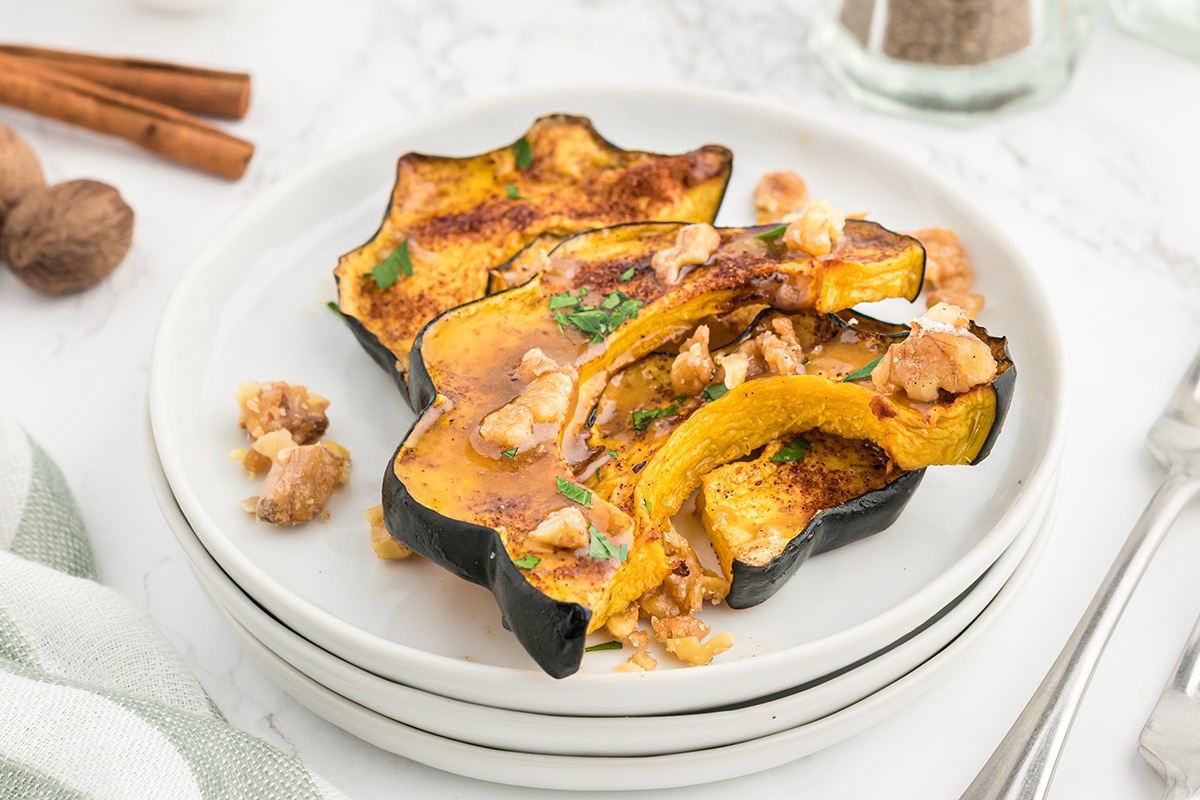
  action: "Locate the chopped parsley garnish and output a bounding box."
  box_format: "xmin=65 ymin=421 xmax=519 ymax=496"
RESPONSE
xmin=607 ymin=449 xmax=619 ymax=458
xmin=842 ymin=355 xmax=884 ymax=383
xmin=556 ymin=477 xmax=592 ymax=507
xmin=513 ymin=554 xmax=541 ymax=569
xmin=549 ymin=289 xmax=644 ymax=343
xmin=326 ymin=301 xmax=341 ymax=315
xmin=771 ymin=435 xmax=813 ymax=463
xmin=588 ymin=525 xmax=628 ymax=561
xmin=584 ymin=641 xmax=624 ymax=652
xmin=619 ymin=267 xmax=636 ymax=281
xmin=371 ymin=240 xmax=414 ymax=289
xmin=702 ymin=384 xmax=729 ymax=402
xmin=504 ymin=183 xmax=523 ymax=200
xmin=643 ymin=498 xmax=654 ymax=515
xmin=501 ymin=448 xmax=517 ymax=459
xmin=632 ymin=400 xmax=681 ymax=434
xmin=514 ymin=136 xmax=533 ymax=168
xmin=754 ymin=225 xmax=787 ymax=241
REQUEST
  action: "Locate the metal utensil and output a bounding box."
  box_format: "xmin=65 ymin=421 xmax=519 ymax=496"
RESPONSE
xmin=1140 ymin=610 xmax=1200 ymax=799
xmin=960 ymin=347 xmax=1200 ymax=800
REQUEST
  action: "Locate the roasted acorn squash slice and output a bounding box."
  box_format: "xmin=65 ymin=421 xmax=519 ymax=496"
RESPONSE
xmin=382 ymin=221 xmax=926 ymax=677
xmin=585 ymin=307 xmax=1011 ymax=609
xmin=333 ymin=115 xmax=734 ymax=402
xmin=698 ymin=432 xmax=924 ymax=608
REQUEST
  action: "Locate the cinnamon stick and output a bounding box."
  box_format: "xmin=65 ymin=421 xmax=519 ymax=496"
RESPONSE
xmin=0 ymin=52 xmax=252 ymax=180
xmin=0 ymin=44 xmax=251 ymax=119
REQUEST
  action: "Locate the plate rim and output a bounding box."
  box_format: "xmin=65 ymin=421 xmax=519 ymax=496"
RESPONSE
xmin=204 ymin=470 xmax=1062 ymax=791
xmin=149 ymin=425 xmax=1055 ymax=752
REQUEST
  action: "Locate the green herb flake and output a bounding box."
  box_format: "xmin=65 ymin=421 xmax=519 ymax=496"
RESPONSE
xmin=565 ymin=307 xmax=609 ymax=335
xmin=548 ymin=291 xmax=581 ymax=310
xmin=588 ymin=525 xmax=626 ymax=561
xmin=754 ymin=225 xmax=787 ymax=241
xmin=501 ymin=448 xmax=518 ymax=459
xmin=513 ymin=554 xmax=541 ymax=569
xmin=607 ymin=449 xmax=619 ymax=458
xmin=549 ymin=289 xmax=644 ymax=342
xmin=514 ymin=136 xmax=533 ymax=169
xmin=643 ymin=498 xmax=654 ymax=515
xmin=584 ymin=641 xmax=624 ymax=652
xmin=702 ymin=384 xmax=729 ymax=403
xmin=372 ymin=240 xmax=414 ymax=290
xmin=504 ymin=183 xmax=523 ymax=200
xmin=556 ymin=477 xmax=592 ymax=507
xmin=619 ymin=267 xmax=636 ymax=281
xmin=771 ymin=436 xmax=814 ymax=463
xmin=326 ymin=301 xmax=342 ymax=315
xmin=842 ymin=354 xmax=884 ymax=383
xmin=632 ymin=401 xmax=681 ymax=434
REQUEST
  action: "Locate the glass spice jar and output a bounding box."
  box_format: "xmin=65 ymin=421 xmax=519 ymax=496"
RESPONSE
xmin=808 ymin=0 xmax=1092 ymax=116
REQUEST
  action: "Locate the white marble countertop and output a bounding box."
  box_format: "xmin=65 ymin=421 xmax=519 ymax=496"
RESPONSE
xmin=3 ymin=0 xmax=1200 ymax=797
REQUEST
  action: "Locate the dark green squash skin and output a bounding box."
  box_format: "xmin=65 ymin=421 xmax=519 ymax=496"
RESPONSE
xmin=969 ymin=358 xmax=1016 ymax=465
xmin=381 ymin=460 xmax=590 ymax=678
xmin=725 ymin=468 xmax=926 ymax=609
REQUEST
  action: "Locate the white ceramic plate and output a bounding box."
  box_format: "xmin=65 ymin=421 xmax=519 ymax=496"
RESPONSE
xmin=202 ymin=476 xmax=1060 ymax=790
xmin=149 ymin=85 xmax=1066 ymax=716
xmin=148 ymin=430 xmax=1055 ymax=757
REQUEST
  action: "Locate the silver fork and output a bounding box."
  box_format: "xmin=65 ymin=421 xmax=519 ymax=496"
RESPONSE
xmin=960 ymin=347 xmax=1200 ymax=800
xmin=1140 ymin=609 xmax=1200 ymax=799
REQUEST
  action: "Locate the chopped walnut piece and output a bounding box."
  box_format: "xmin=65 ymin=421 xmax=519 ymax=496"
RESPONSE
xmin=613 ymin=650 xmax=658 ymax=673
xmin=604 ymin=604 xmax=640 ymax=641
xmin=520 ymin=372 xmax=575 ymax=423
xmin=664 ymin=631 xmax=734 ymax=667
xmin=230 ymin=447 xmax=273 ymax=475
xmin=255 ymin=442 xmax=350 ymax=526
xmin=911 ymin=227 xmax=975 ymax=292
xmin=236 ymin=381 xmax=330 ymax=444
xmin=871 ymin=302 xmax=999 ymax=403
xmin=651 ymin=614 xmax=711 ymax=643
xmin=479 ymin=403 xmax=535 ymax=451
xmin=651 ymin=223 xmax=720 ymax=285
xmin=670 ymin=325 xmax=715 ymax=395
xmin=927 ymin=287 xmax=985 ymax=319
xmin=783 ymin=198 xmax=846 ymax=257
xmin=752 ymin=170 xmax=809 ymax=224
xmin=480 ymin=362 xmax=577 ymax=451
xmin=527 ymin=506 xmax=590 ymax=550
xmin=715 ymin=352 xmax=750 ymax=389
xmin=367 ymin=504 xmax=413 ymax=560
xmin=251 ymin=429 xmax=297 ymax=461
xmin=755 ymin=317 xmax=806 ymax=376
xmin=518 ymin=347 xmax=561 ymax=381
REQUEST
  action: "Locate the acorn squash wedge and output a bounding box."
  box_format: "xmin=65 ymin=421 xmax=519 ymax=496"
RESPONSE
xmin=382 ymin=220 xmax=926 ymax=678
xmin=585 ymin=307 xmax=1012 ymax=610
xmin=333 ymin=114 xmax=734 ymax=403
xmin=697 ymin=433 xmax=925 ymax=608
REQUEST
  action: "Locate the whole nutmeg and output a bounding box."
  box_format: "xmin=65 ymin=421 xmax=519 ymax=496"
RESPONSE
xmin=0 ymin=123 xmax=46 ymax=230
xmin=0 ymin=179 xmax=134 ymax=294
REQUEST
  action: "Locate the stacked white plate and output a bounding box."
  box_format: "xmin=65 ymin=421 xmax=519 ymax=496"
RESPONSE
xmin=147 ymin=87 xmax=1067 ymax=791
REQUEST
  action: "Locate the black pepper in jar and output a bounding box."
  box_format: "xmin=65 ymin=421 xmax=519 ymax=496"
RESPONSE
xmin=838 ymin=0 xmax=1034 ymax=65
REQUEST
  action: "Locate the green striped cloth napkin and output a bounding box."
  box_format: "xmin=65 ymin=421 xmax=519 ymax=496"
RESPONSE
xmin=0 ymin=416 xmax=347 ymax=799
